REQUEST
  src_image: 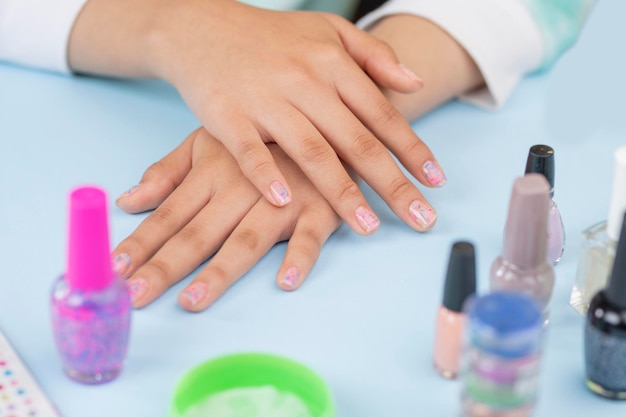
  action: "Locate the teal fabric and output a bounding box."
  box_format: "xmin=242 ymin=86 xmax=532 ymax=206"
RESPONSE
xmin=525 ymin=0 xmax=596 ymax=69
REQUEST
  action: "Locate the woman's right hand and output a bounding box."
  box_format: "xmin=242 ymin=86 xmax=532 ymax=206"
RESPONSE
xmin=69 ymin=0 xmax=443 ymax=235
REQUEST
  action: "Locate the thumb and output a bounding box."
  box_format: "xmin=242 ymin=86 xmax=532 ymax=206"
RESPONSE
xmin=115 ymin=129 xmax=197 ymax=213
xmin=324 ymin=13 xmax=423 ymax=93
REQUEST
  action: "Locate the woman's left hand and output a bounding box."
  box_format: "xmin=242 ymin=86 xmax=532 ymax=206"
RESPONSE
xmin=112 ymin=127 xmax=342 ymax=311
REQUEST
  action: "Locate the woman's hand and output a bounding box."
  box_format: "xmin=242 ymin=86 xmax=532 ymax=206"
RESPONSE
xmin=112 ymin=128 xmax=342 ymax=311
xmin=69 ymin=0 xmax=442 ymax=235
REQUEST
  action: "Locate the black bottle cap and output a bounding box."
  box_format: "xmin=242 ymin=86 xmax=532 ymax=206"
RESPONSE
xmin=442 ymin=241 xmax=477 ymax=312
xmin=525 ymin=144 xmax=555 ymax=198
xmin=606 ymin=212 xmax=626 ymax=310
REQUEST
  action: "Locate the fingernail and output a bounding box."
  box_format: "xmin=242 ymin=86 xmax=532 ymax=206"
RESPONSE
xmin=270 ymin=181 xmax=291 ymax=206
xmin=181 ymin=283 xmax=208 ymax=306
xmin=112 ymin=253 xmax=131 ymax=276
xmin=399 ymin=63 xmax=423 ymax=84
xmin=355 ymin=206 xmax=380 ymax=233
xmin=280 ymin=267 xmax=300 ymax=289
xmin=423 ymin=161 xmax=447 ymax=187
xmin=409 ymin=200 xmax=436 ymax=228
xmin=127 ymin=278 xmax=148 ymax=302
xmin=116 ymin=184 xmax=140 ymax=203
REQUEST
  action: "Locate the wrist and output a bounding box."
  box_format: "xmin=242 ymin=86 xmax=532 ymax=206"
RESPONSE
xmin=146 ymin=0 xmax=239 ymax=84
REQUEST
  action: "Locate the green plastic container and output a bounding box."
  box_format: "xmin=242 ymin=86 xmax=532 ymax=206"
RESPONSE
xmin=170 ymin=353 xmax=335 ymax=417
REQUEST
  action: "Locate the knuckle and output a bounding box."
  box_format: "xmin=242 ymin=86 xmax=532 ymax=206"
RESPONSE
xmin=143 ymin=258 xmax=172 ymax=287
xmin=237 ymin=141 xmax=275 ymax=178
xmin=204 ymin=264 xmax=230 ymax=288
xmin=230 ymin=228 xmax=261 ymax=252
xmin=374 ymin=100 xmax=402 ymax=128
xmin=148 ymin=205 xmax=178 ymax=230
xmin=119 ymin=235 xmax=148 ymax=258
xmin=296 ymin=226 xmax=323 ymax=248
xmin=176 ymin=224 xmax=210 ymax=253
xmin=387 ymin=176 xmax=414 ymax=201
xmin=143 ymin=160 xmax=166 ymax=180
xmin=334 ymin=179 xmax=361 ymax=203
xmin=403 ymin=138 xmax=424 ymax=158
xmin=352 ymin=133 xmax=385 ymax=161
xmin=309 ymin=43 xmax=345 ymax=66
xmin=299 ymin=137 xmax=335 ymax=166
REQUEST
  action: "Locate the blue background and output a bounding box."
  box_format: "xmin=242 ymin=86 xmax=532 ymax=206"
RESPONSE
xmin=1 ymin=0 xmax=625 ymax=415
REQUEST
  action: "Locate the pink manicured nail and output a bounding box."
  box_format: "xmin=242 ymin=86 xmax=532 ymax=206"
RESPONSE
xmin=127 ymin=278 xmax=148 ymax=302
xmin=270 ymin=181 xmax=291 ymax=206
xmin=409 ymin=200 xmax=436 ymax=228
xmin=281 ymin=267 xmax=300 ymax=289
xmin=355 ymin=206 xmax=380 ymax=233
xmin=112 ymin=253 xmax=131 ymax=276
xmin=182 ymin=283 xmax=208 ymax=306
xmin=399 ymin=63 xmax=423 ymax=84
xmin=423 ymin=161 xmax=447 ymax=187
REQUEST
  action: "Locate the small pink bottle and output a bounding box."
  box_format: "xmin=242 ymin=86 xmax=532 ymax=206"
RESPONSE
xmin=50 ymin=186 xmax=131 ymax=384
xmin=433 ymin=241 xmax=477 ymax=379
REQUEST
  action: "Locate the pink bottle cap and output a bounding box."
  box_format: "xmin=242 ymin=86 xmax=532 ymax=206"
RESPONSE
xmin=66 ymin=186 xmax=114 ymax=291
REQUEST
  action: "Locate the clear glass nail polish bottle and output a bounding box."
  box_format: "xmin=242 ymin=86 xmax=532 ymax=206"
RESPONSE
xmin=570 ymin=146 xmax=626 ymax=316
xmin=51 ymin=186 xmax=132 ymax=384
xmin=585 ymin=212 xmax=626 ymax=399
xmin=461 ymin=292 xmax=544 ymax=417
xmin=491 ymin=175 xmax=555 ymax=313
xmin=433 ymin=241 xmax=477 ymax=380
xmin=525 ymin=145 xmax=565 ymax=265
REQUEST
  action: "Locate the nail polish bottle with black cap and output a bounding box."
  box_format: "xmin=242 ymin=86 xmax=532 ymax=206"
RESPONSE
xmin=585 ymin=211 xmax=626 ymax=399
xmin=525 ymin=144 xmax=565 ymax=265
xmin=433 ymin=241 xmax=477 ymax=379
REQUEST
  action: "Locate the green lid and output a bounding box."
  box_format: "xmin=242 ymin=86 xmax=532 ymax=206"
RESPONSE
xmin=170 ymin=353 xmax=335 ymax=417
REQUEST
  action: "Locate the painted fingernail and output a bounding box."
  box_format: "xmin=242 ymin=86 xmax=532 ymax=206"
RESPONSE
xmin=270 ymin=181 xmax=291 ymax=206
xmin=116 ymin=184 xmax=140 ymax=202
xmin=409 ymin=200 xmax=436 ymax=228
xmin=112 ymin=253 xmax=131 ymax=276
xmin=127 ymin=278 xmax=148 ymax=302
xmin=181 ymin=283 xmax=208 ymax=306
xmin=355 ymin=206 xmax=380 ymax=233
xmin=399 ymin=63 xmax=423 ymax=84
xmin=423 ymin=161 xmax=447 ymax=187
xmin=281 ymin=267 xmax=300 ymax=289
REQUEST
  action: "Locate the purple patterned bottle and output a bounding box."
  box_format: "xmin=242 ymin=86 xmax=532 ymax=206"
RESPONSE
xmin=51 ymin=186 xmax=131 ymax=384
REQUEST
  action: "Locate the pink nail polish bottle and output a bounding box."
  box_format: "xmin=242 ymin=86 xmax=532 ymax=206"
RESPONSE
xmin=50 ymin=186 xmax=132 ymax=384
xmin=433 ymin=241 xmax=477 ymax=380
xmin=490 ymin=174 xmax=555 ymax=313
xmin=525 ymin=144 xmax=565 ymax=265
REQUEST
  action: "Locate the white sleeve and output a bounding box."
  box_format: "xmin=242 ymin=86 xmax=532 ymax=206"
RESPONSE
xmin=0 ymin=0 xmax=88 ymax=73
xmin=357 ymin=0 xmax=545 ymax=110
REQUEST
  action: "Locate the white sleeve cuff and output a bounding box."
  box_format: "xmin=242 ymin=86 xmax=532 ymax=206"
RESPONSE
xmin=0 ymin=0 xmax=88 ymax=73
xmin=357 ymin=0 xmax=545 ymax=109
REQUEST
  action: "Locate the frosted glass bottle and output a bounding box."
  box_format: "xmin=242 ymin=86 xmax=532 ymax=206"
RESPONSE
xmin=570 ymin=147 xmax=626 ymax=316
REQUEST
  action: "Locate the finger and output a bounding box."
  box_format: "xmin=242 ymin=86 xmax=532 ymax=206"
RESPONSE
xmin=114 ymin=129 xmax=251 ymax=277
xmin=115 ymin=128 xmax=197 ymax=214
xmin=334 ymin=61 xmax=448 ymax=189
xmin=276 ymin=207 xmax=341 ymax=291
xmin=126 ymin=185 xmax=261 ymax=308
xmin=280 ymin=90 xmax=437 ymax=232
xmin=258 ymin=103 xmax=381 ymax=235
xmin=177 ymin=199 xmax=291 ymax=312
xmin=323 ymin=13 xmax=423 ymax=93
xmin=209 ymin=117 xmax=293 ymax=207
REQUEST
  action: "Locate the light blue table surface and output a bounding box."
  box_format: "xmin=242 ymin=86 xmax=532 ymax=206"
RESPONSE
xmin=1 ymin=0 xmax=626 ymax=416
